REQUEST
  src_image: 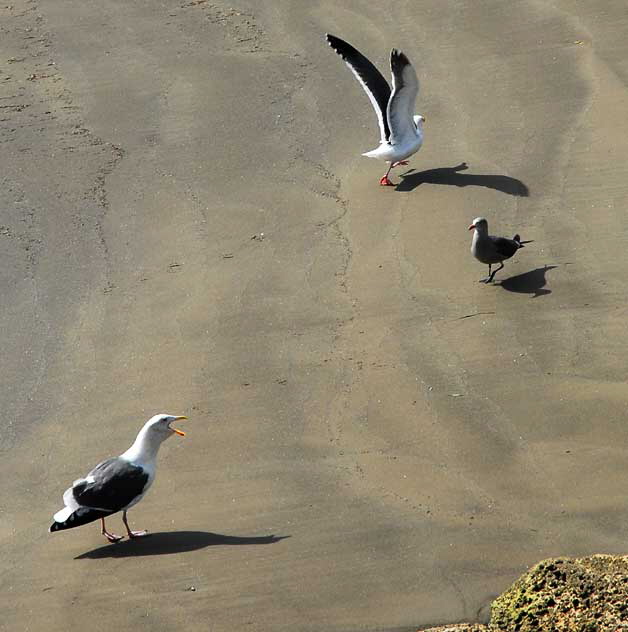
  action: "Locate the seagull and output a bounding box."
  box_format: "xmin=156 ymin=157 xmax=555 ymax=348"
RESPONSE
xmin=49 ymin=414 xmax=187 ymax=543
xmin=469 ymin=217 xmax=524 ymax=283
xmin=326 ymin=34 xmax=425 ymax=186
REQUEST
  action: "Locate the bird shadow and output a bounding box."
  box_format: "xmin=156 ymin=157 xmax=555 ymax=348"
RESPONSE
xmin=75 ymin=530 xmax=290 ymax=559
xmin=396 ymin=162 xmax=529 ymax=196
xmin=498 ymin=265 xmax=557 ymax=297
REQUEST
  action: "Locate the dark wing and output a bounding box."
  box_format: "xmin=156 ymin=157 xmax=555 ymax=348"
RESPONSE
xmin=492 ymin=236 xmax=520 ymax=260
xmin=387 ymin=49 xmax=419 ymax=146
xmin=72 ymin=457 xmax=149 ymax=512
xmin=50 ymin=507 xmax=112 ymax=532
xmin=326 ymin=34 xmax=391 ymax=142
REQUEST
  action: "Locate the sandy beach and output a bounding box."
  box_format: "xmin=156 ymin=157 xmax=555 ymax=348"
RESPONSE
xmin=2 ymin=1 xmax=628 ymax=630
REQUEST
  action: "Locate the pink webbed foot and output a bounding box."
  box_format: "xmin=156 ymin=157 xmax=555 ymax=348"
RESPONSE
xmin=101 ymin=517 xmax=123 ymax=543
xmin=128 ymin=530 xmax=149 ymax=539
xmin=122 ymin=511 xmax=149 ymax=540
xmin=392 ymin=160 xmax=409 ymax=167
xmin=103 ymin=531 xmax=124 ymax=543
xmin=379 ymin=175 xmax=394 ymax=186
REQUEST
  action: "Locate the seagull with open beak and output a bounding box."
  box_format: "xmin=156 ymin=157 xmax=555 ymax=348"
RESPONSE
xmin=50 ymin=414 xmax=188 ymax=542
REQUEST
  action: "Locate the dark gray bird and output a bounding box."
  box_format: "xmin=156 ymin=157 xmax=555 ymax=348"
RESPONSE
xmin=49 ymin=414 xmax=187 ymax=542
xmin=469 ymin=217 xmax=524 ymax=283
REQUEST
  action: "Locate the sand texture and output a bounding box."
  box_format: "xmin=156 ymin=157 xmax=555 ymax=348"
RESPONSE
xmin=2 ymin=1 xmax=628 ymax=630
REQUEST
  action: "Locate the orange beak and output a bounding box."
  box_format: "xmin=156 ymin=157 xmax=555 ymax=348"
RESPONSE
xmin=170 ymin=415 xmax=188 ymax=436
xmin=468 ymin=224 xmax=475 ymax=231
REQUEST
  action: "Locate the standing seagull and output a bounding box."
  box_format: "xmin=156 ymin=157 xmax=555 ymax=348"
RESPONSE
xmin=469 ymin=217 xmax=524 ymax=283
xmin=50 ymin=414 xmax=187 ymax=543
xmin=326 ymin=34 xmax=425 ymax=186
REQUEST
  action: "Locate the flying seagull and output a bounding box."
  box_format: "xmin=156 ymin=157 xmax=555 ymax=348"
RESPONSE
xmin=50 ymin=414 xmax=187 ymax=543
xmin=469 ymin=217 xmax=524 ymax=283
xmin=326 ymin=33 xmax=425 ymax=186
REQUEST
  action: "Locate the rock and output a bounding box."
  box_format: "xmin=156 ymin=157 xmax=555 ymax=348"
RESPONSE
xmin=489 ymin=554 xmax=628 ymax=631
xmin=420 ymin=625 xmax=489 ymax=632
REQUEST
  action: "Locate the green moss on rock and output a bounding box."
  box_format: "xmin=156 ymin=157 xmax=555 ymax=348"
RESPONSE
xmin=490 ymin=555 xmax=628 ymax=631
xmin=420 ymin=626 xmax=488 ymax=632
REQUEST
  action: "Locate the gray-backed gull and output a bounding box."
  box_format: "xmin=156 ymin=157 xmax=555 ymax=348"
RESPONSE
xmin=50 ymin=414 xmax=187 ymax=542
xmin=326 ymin=34 xmax=425 ymax=186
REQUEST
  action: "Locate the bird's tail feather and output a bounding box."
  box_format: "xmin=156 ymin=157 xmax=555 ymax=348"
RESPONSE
xmin=49 ymin=507 xmax=112 ymax=533
xmin=361 ymin=148 xmax=384 ymax=159
xmin=53 ymin=505 xmax=74 ymax=523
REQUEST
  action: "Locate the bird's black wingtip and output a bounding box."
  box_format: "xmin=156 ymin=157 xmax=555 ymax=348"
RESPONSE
xmin=49 ymin=522 xmax=59 ymax=533
xmin=325 ymin=33 xmax=343 ymax=52
xmin=390 ymin=48 xmax=411 ymax=69
xmin=325 ymin=34 xmax=358 ymax=60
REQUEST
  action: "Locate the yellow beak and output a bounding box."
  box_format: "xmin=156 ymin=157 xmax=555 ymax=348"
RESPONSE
xmin=171 ymin=415 xmax=188 ymax=437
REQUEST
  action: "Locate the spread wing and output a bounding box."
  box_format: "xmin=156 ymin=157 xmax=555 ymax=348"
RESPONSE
xmin=326 ymin=34 xmax=392 ymax=142
xmin=387 ymin=49 xmax=419 ymax=146
xmin=72 ymin=457 xmax=149 ymax=512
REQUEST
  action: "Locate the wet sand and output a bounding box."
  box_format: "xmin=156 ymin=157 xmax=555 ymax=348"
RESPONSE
xmin=2 ymin=1 xmax=628 ymax=630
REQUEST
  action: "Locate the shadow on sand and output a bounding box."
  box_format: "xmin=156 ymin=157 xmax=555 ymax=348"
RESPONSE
xmin=75 ymin=530 xmax=290 ymax=559
xmin=499 ymin=265 xmax=557 ymax=297
xmin=396 ymin=162 xmax=529 ymax=197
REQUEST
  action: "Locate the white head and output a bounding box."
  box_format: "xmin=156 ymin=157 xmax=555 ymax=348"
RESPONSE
xmin=468 ymin=217 xmax=488 ymax=234
xmin=141 ymin=413 xmax=188 ymax=442
xmin=122 ymin=414 xmax=188 ymax=463
xmin=414 ymin=115 xmax=426 ymax=129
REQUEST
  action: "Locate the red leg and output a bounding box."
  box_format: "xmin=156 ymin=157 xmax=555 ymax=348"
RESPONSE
xmin=123 ymin=510 xmax=148 ymax=539
xmin=379 ymin=163 xmax=395 ymax=186
xmin=101 ymin=517 xmax=123 ymax=543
